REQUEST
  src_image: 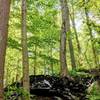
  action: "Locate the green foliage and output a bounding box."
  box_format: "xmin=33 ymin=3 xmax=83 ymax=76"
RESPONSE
xmin=4 ymin=87 xmax=29 ymax=100
xmin=88 ymin=82 xmax=100 ymax=100
xmin=4 ymin=0 xmax=100 ymax=99
xmin=8 ymin=37 xmax=21 ymax=50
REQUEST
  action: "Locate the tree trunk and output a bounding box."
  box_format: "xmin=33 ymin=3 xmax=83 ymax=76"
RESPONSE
xmin=68 ymin=38 xmax=76 ymax=69
xmin=34 ymin=45 xmax=37 ymax=75
xmin=60 ymin=0 xmax=76 ymax=73
xmin=70 ymin=3 xmax=81 ymax=54
xmin=44 ymin=59 xmax=46 ymax=75
xmin=83 ymin=0 xmax=98 ymax=67
xmin=70 ymin=2 xmax=81 ymax=68
xmin=60 ymin=0 xmax=69 ymax=77
xmin=21 ymin=0 xmax=30 ymax=99
xmin=66 ymin=0 xmax=76 ymax=69
xmin=50 ymin=45 xmax=53 ymax=75
xmin=0 ymin=0 xmax=11 ymax=99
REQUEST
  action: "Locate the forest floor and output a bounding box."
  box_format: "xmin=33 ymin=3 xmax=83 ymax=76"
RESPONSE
xmin=4 ymin=74 xmax=100 ymax=100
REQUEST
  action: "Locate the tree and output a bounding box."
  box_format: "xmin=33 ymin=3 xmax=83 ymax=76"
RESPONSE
xmin=70 ymin=0 xmax=81 ymax=54
xmin=60 ymin=0 xmax=69 ymax=76
xmin=66 ymin=0 xmax=76 ymax=69
xmin=60 ymin=0 xmax=76 ymax=76
xmin=68 ymin=35 xmax=76 ymax=69
xmin=21 ymin=0 xmax=30 ymax=99
xmin=0 ymin=0 xmax=11 ymax=99
xmin=34 ymin=44 xmax=37 ymax=75
xmin=83 ymin=0 xmax=98 ymax=67
xmin=69 ymin=0 xmax=82 ymax=67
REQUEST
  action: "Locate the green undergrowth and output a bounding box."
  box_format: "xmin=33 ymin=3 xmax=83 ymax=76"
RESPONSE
xmin=88 ymin=82 xmax=100 ymax=100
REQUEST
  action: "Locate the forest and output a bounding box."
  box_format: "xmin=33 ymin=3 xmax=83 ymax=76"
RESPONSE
xmin=0 ymin=0 xmax=100 ymax=100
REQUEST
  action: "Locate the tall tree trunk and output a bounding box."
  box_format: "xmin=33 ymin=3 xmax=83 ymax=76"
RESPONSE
xmin=70 ymin=4 xmax=81 ymax=54
xmin=34 ymin=45 xmax=37 ymax=75
xmin=60 ymin=0 xmax=76 ymax=71
xmin=68 ymin=38 xmax=76 ymax=69
xmin=0 ymin=0 xmax=11 ymax=99
xmin=60 ymin=0 xmax=69 ymax=76
xmin=16 ymin=59 xmax=20 ymax=82
xmin=44 ymin=59 xmax=46 ymax=75
xmin=50 ymin=48 xmax=53 ymax=75
xmin=83 ymin=0 xmax=98 ymax=67
xmin=66 ymin=1 xmax=76 ymax=69
xmin=50 ymin=45 xmax=53 ymax=75
xmin=21 ymin=0 xmax=30 ymax=99
xmin=70 ymin=1 xmax=82 ymax=67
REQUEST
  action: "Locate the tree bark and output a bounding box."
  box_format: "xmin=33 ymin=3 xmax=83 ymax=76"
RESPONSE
xmin=70 ymin=3 xmax=81 ymax=54
xmin=0 ymin=0 xmax=11 ymax=99
xmin=34 ymin=45 xmax=37 ymax=75
xmin=21 ymin=0 xmax=30 ymax=99
xmin=70 ymin=1 xmax=81 ymax=67
xmin=83 ymin=0 xmax=98 ymax=67
xmin=66 ymin=1 xmax=76 ymax=69
xmin=60 ymin=0 xmax=69 ymax=76
xmin=50 ymin=44 xmax=53 ymax=75
xmin=68 ymin=38 xmax=76 ymax=69
xmin=60 ymin=0 xmax=76 ymax=74
xmin=50 ymin=47 xmax=54 ymax=75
